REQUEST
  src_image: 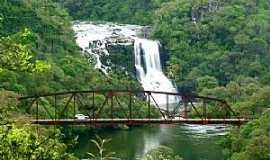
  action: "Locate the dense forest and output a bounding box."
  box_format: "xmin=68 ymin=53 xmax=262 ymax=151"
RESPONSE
xmin=56 ymin=0 xmax=169 ymax=25
xmin=1 ymin=0 xmax=270 ymax=159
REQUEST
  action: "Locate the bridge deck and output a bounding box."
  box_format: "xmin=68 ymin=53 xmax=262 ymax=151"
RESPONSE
xmin=31 ymin=118 xmax=249 ymax=125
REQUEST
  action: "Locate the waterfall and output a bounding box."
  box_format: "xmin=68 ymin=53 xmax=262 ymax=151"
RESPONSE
xmin=73 ymin=21 xmax=179 ymax=108
xmin=134 ymin=38 xmax=179 ymax=108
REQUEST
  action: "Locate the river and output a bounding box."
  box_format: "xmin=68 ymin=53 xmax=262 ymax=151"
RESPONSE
xmin=74 ymin=124 xmax=229 ymax=160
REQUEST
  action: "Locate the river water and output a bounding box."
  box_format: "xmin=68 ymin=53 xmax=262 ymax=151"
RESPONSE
xmin=74 ymin=124 xmax=229 ymax=160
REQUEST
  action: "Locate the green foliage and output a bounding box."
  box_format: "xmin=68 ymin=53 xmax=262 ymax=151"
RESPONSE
xmin=87 ymin=135 xmax=119 ymax=160
xmin=199 ymin=77 xmax=270 ymax=117
xmin=151 ymin=0 xmax=270 ymax=88
xmin=222 ymin=109 xmax=270 ymax=160
xmin=0 ymin=28 xmax=49 ymax=72
xmin=0 ymin=125 xmax=76 ymax=160
xmin=217 ymin=83 xmax=270 ymax=160
xmin=141 ymin=146 xmax=183 ymax=160
xmin=196 ymin=76 xmax=218 ymax=92
xmin=0 ymin=91 xmax=76 ymax=160
xmin=57 ymin=0 xmax=168 ymax=25
xmin=0 ymin=91 xmax=18 ymax=124
xmin=233 ymin=86 xmax=270 ymax=116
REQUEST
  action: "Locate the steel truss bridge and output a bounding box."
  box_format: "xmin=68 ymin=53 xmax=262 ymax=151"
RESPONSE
xmin=18 ymin=89 xmax=250 ymax=125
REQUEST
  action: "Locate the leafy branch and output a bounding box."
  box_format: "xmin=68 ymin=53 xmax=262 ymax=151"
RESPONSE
xmin=87 ymin=135 xmax=120 ymax=160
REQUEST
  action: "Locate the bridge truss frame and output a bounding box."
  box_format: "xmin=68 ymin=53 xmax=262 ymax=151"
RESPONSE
xmin=18 ymin=89 xmax=249 ymax=125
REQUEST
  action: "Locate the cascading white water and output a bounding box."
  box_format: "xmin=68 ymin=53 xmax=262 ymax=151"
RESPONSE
xmin=73 ymin=21 xmax=141 ymax=74
xmin=134 ymin=38 xmax=179 ymax=108
xmin=73 ymin=21 xmax=179 ymax=108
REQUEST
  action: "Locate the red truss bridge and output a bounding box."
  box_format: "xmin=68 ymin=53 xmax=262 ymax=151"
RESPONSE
xmin=17 ymin=89 xmax=250 ymax=125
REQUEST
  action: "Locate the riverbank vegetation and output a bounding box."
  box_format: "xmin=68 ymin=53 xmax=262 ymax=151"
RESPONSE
xmin=221 ymin=109 xmax=270 ymax=160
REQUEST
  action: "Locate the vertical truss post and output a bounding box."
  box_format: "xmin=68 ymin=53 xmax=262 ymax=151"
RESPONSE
xmin=109 ymin=91 xmax=114 ymax=119
xmin=129 ymin=92 xmax=132 ymax=120
xmin=111 ymin=97 xmax=113 ymax=119
xmin=54 ymin=95 xmax=57 ymax=132
xmin=65 ymin=100 xmax=67 ymax=119
xmin=36 ymin=98 xmax=39 ymax=121
xmin=224 ymin=103 xmax=230 ymax=118
xmin=148 ymin=92 xmax=151 ymax=119
xmin=92 ymin=92 xmax=95 ymax=119
xmin=51 ymin=39 xmax=54 ymax=53
xmin=203 ymin=100 xmax=207 ymax=119
xmin=73 ymin=94 xmax=76 ymax=120
xmin=54 ymin=95 xmax=57 ymax=120
xmin=183 ymin=96 xmax=188 ymax=118
xmin=36 ymin=98 xmax=39 ymax=138
xmin=166 ymin=94 xmax=169 ymax=115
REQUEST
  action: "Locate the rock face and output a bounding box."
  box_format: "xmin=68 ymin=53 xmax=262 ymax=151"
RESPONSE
xmin=106 ymin=42 xmax=135 ymax=76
